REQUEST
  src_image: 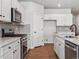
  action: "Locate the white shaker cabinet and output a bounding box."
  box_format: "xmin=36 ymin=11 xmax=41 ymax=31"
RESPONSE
xmin=12 ymin=0 xmax=18 ymax=8
xmin=0 ymin=39 xmax=20 ymax=59
xmin=13 ymin=40 xmax=20 ymax=59
xmin=57 ymin=14 xmax=73 ymax=26
xmin=0 ymin=0 xmax=1 ymax=16
xmin=12 ymin=0 xmax=22 ymax=13
xmin=21 ymin=2 xmax=44 ymax=48
xmin=2 ymin=51 xmax=13 ymax=59
xmin=0 ymin=0 xmax=2 ymax=21
xmin=13 ymin=46 xmax=20 ymax=59
xmin=0 ymin=0 xmax=11 ymax=22
xmin=54 ymin=37 xmax=65 ymax=59
xmin=12 ymin=0 xmax=25 ymax=23
xmin=44 ymin=14 xmax=73 ymax=26
xmin=54 ymin=38 xmax=58 ymax=54
xmin=59 ymin=42 xmax=65 ymax=59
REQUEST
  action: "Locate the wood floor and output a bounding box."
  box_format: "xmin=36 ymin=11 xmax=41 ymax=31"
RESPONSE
xmin=25 ymin=44 xmax=59 ymax=59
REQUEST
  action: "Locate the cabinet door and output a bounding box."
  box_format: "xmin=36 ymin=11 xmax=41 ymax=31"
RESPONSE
xmin=57 ymin=14 xmax=72 ymax=26
xmin=2 ymin=0 xmax=11 ymax=22
xmin=54 ymin=38 xmax=59 ymax=56
xmin=3 ymin=51 xmax=13 ymax=59
xmin=13 ymin=47 xmax=20 ymax=59
xmin=0 ymin=0 xmax=1 ymax=16
xmin=13 ymin=41 xmax=20 ymax=59
xmin=54 ymin=39 xmax=56 ymax=51
xmin=63 ymin=14 xmax=72 ymax=26
xmin=59 ymin=42 xmax=65 ymax=59
xmin=0 ymin=0 xmax=2 ymax=20
xmin=12 ymin=0 xmax=18 ymax=8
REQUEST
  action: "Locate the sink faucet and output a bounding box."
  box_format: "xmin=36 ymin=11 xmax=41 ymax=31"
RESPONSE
xmin=70 ymin=24 xmax=77 ymax=36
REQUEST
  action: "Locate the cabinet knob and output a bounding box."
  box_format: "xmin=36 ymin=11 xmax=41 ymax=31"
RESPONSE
xmin=59 ymin=44 xmax=61 ymax=46
xmin=18 ymin=42 xmax=19 ymax=43
xmin=0 ymin=15 xmax=2 ymax=16
xmin=13 ymin=51 xmax=15 ymax=53
xmin=8 ymin=46 xmax=11 ymax=49
xmin=15 ymin=50 xmax=17 ymax=52
xmin=3 ymin=16 xmax=5 ymax=17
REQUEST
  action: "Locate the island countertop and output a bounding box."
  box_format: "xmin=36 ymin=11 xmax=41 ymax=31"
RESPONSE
xmin=56 ymin=34 xmax=79 ymax=45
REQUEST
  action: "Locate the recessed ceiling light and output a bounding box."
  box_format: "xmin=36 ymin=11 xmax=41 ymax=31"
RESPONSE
xmin=58 ymin=3 xmax=61 ymax=7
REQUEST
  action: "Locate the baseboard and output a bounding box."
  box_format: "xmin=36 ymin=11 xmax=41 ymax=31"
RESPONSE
xmin=44 ymin=43 xmax=54 ymax=45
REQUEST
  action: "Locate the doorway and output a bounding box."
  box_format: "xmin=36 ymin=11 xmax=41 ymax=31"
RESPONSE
xmin=43 ymin=20 xmax=57 ymax=43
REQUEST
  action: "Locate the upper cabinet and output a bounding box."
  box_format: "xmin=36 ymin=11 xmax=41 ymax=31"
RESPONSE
xmin=57 ymin=14 xmax=73 ymax=26
xmin=12 ymin=0 xmax=20 ymax=11
xmin=0 ymin=0 xmax=11 ymax=22
xmin=12 ymin=0 xmax=25 ymax=23
xmin=0 ymin=0 xmax=24 ymax=22
xmin=44 ymin=9 xmax=73 ymax=26
xmin=44 ymin=14 xmax=73 ymax=26
xmin=0 ymin=0 xmax=2 ymax=20
xmin=2 ymin=0 xmax=11 ymax=22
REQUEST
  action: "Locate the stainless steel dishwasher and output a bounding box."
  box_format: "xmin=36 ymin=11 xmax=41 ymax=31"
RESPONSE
xmin=65 ymin=40 xmax=79 ymax=59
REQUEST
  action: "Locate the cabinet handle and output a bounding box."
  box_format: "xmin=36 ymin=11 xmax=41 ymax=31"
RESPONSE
xmin=13 ymin=50 xmax=17 ymax=53
xmin=59 ymin=44 xmax=61 ymax=46
xmin=18 ymin=42 xmax=19 ymax=43
xmin=13 ymin=51 xmax=15 ymax=53
xmin=3 ymin=16 xmax=5 ymax=17
xmin=0 ymin=15 xmax=2 ymax=16
xmin=8 ymin=46 xmax=11 ymax=49
xmin=15 ymin=50 xmax=17 ymax=52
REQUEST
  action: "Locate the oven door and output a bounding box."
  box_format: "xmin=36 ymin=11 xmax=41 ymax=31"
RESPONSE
xmin=21 ymin=39 xmax=27 ymax=59
xmin=65 ymin=44 xmax=78 ymax=59
xmin=23 ymin=40 xmax=27 ymax=58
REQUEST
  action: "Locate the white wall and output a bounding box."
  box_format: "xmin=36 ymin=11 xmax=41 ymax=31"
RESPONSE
xmin=21 ymin=2 xmax=44 ymax=49
xmin=74 ymin=14 xmax=79 ymax=34
xmin=44 ymin=9 xmax=72 ymax=20
xmin=45 ymin=9 xmax=71 ymax=14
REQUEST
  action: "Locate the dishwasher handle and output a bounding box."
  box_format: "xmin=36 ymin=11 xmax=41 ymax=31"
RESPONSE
xmin=65 ymin=44 xmax=77 ymax=51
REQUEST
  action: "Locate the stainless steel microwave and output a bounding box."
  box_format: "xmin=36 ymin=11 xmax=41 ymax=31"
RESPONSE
xmin=11 ymin=8 xmax=22 ymax=23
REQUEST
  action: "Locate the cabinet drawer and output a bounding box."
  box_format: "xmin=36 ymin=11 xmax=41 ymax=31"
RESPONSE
xmin=1 ymin=43 xmax=14 ymax=56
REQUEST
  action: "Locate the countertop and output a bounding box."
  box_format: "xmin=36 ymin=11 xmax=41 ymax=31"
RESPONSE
xmin=56 ymin=34 xmax=79 ymax=45
xmin=0 ymin=37 xmax=21 ymax=48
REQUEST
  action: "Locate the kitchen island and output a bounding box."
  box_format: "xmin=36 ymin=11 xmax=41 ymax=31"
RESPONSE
xmin=54 ymin=34 xmax=79 ymax=59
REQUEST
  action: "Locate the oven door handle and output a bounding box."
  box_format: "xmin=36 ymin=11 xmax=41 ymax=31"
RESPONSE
xmin=65 ymin=44 xmax=77 ymax=51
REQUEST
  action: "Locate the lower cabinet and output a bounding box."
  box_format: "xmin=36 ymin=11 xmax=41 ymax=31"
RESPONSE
xmin=59 ymin=42 xmax=65 ymax=59
xmin=13 ymin=44 xmax=20 ymax=59
xmin=3 ymin=51 xmax=13 ymax=59
xmin=0 ymin=39 xmax=20 ymax=59
xmin=54 ymin=37 xmax=65 ymax=59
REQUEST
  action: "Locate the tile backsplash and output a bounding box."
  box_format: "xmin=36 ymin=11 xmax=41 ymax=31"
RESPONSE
xmin=56 ymin=26 xmax=71 ymax=32
xmin=0 ymin=23 xmax=30 ymax=37
xmin=0 ymin=24 xmax=13 ymax=37
xmin=14 ymin=24 xmax=30 ymax=34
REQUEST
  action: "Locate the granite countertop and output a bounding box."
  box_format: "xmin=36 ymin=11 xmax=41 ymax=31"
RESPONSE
xmin=56 ymin=34 xmax=79 ymax=45
xmin=0 ymin=37 xmax=21 ymax=48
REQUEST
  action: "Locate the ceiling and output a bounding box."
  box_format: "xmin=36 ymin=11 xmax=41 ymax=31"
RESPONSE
xmin=19 ymin=0 xmax=79 ymax=9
